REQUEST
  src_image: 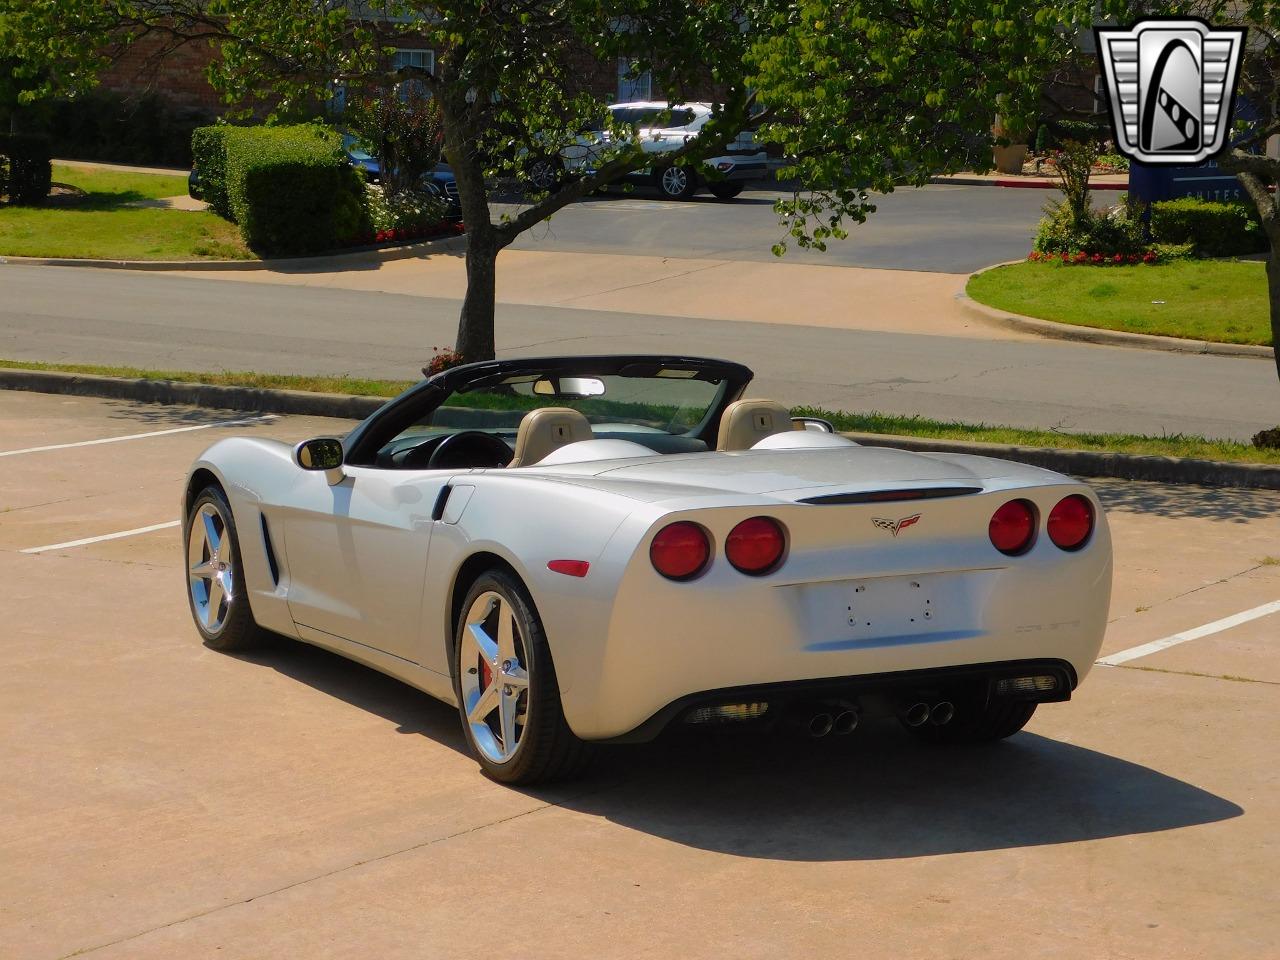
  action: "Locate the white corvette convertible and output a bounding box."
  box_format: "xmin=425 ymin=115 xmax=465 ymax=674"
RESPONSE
xmin=184 ymin=355 xmax=1112 ymax=783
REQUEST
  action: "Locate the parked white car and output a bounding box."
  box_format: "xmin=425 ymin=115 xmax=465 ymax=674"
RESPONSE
xmin=527 ymin=101 xmax=769 ymax=200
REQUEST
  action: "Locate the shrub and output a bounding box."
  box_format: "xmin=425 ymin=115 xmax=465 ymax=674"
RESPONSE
xmin=1150 ymin=197 xmax=1267 ymax=258
xmin=363 ymin=183 xmax=449 ymax=233
xmin=1033 ymin=198 xmax=1147 ymax=256
xmin=47 ymin=90 xmax=214 ymax=167
xmin=223 ymin=124 xmax=368 ymax=255
xmin=0 ymin=133 xmax=53 ymax=205
xmin=1254 ymin=427 xmax=1280 ymax=450
xmin=191 ymin=126 xmax=234 ymax=219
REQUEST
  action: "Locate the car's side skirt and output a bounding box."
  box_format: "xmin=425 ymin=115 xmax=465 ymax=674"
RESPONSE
xmin=294 ymin=623 xmax=458 ymax=707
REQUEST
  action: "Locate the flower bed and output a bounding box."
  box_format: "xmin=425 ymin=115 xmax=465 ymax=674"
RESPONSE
xmin=1028 ymin=249 xmax=1159 ymax=266
xmin=346 ymin=220 xmax=465 ymax=248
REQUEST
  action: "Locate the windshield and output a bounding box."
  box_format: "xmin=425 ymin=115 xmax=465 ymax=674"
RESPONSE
xmin=427 ymin=371 xmax=726 ymax=436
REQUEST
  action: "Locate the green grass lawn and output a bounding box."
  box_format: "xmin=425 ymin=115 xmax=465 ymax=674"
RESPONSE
xmin=4 ymin=359 xmax=1277 ymax=464
xmin=0 ymin=163 xmax=251 ymax=261
xmin=967 ymin=259 xmax=1271 ymax=346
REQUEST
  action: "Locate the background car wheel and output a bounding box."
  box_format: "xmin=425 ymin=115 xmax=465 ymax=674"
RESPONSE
xmin=453 ymin=570 xmax=591 ymax=784
xmin=708 ymin=182 xmax=744 ymax=200
xmin=904 ymin=699 xmax=1037 ymax=745
xmin=185 ymin=485 xmax=267 ymax=651
xmin=526 ymin=156 xmax=564 ymax=193
xmin=656 ymin=164 xmax=698 ymax=200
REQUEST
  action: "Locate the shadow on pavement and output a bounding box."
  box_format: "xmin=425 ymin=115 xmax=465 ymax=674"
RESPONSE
xmin=551 ymin=724 xmax=1243 ymax=861
xmin=1091 ymin=477 xmax=1280 ymax=524
xmin=232 ymin=636 xmax=1242 ymax=859
xmin=234 ymin=636 xmax=470 ymax=755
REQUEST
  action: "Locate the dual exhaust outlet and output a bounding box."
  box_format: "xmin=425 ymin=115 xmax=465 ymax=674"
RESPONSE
xmin=787 ymin=701 xmax=860 ymax=738
xmin=902 ymin=700 xmax=956 ymax=728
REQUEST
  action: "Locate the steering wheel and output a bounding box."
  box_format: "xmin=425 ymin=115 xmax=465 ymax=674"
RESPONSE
xmin=424 ymin=430 xmax=513 ymax=470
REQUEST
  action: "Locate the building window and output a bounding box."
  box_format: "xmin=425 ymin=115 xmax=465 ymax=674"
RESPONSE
xmin=394 ymin=49 xmax=435 ymax=101
xmin=617 ymin=58 xmax=651 ymax=102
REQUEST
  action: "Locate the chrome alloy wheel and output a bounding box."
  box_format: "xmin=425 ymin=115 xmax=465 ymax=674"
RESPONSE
xmin=188 ymin=502 xmax=234 ymax=634
xmin=661 ymin=166 xmax=689 ymax=195
xmin=460 ymin=591 xmax=531 ymax=764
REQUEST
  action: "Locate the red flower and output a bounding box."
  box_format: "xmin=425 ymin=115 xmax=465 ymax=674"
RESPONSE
xmin=1091 ymin=252 xmax=1103 ymax=263
xmin=1143 ymin=251 xmax=1157 ymax=263
xmin=1112 ymin=253 xmax=1124 ymax=263
xmin=1128 ymin=253 xmax=1140 ymax=264
xmin=1074 ymin=251 xmax=1087 ymax=263
xmin=1028 ymin=251 xmax=1039 ymax=261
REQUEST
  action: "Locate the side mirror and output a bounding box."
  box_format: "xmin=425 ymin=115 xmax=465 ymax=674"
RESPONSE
xmin=293 ymin=438 xmax=346 ymax=483
xmin=792 ymin=416 xmax=835 ymax=434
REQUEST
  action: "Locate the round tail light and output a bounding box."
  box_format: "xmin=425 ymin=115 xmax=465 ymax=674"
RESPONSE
xmin=650 ymin=521 xmax=711 ymax=580
xmin=725 ymin=516 xmax=786 ymax=575
xmin=1047 ymin=494 xmax=1094 ymax=550
xmin=989 ymin=499 xmax=1036 ymax=555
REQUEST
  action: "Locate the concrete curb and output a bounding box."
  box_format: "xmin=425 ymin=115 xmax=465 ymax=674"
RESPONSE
xmin=2 ymin=367 xmax=1276 ymax=490
xmin=0 ymin=233 xmax=466 ymax=273
xmin=961 ymin=264 xmax=1275 ymax=360
xmin=929 ymin=175 xmax=1128 ymax=190
xmin=0 ymin=369 xmax=387 ymax=420
xmin=843 ymin=431 xmax=1280 ymax=490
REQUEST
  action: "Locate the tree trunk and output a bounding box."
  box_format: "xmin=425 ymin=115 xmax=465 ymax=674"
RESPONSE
xmin=1269 ymin=237 xmax=1280 ymax=383
xmin=456 ymin=222 xmax=498 ymax=362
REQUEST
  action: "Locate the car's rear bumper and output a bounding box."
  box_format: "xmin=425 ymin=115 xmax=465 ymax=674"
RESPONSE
xmin=599 ymin=658 xmax=1078 ymax=743
xmin=705 ymin=158 xmax=769 ymax=181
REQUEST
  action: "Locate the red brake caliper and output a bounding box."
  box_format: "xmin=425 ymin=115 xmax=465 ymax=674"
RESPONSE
xmin=479 ymin=657 xmax=493 ymax=692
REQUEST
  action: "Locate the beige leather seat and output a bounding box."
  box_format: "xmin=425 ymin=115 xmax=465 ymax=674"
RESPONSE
xmin=508 ymin=407 xmax=594 ymax=467
xmin=716 ymin=399 xmax=796 ymax=451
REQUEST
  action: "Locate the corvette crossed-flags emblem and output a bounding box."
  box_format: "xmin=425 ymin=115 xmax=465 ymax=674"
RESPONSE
xmin=872 ymin=514 xmax=921 ymax=537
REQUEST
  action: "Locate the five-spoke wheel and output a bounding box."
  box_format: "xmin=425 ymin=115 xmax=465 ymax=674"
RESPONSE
xmin=453 ymin=570 xmax=590 ymax=783
xmin=184 ymin=485 xmax=265 ymax=651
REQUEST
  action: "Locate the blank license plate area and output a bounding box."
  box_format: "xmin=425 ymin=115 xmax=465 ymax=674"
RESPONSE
xmin=845 ymin=575 xmax=942 ymax=637
xmin=790 ymin=572 xmax=985 ymax=649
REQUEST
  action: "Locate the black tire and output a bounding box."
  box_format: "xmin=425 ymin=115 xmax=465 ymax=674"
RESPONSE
xmin=708 ymin=182 xmax=744 ymax=200
xmin=905 ymin=700 xmax=1037 ymax=745
xmin=655 ymin=164 xmax=699 ymax=200
xmin=452 ymin=569 xmax=592 ymax=784
xmin=184 ymin=485 xmax=268 ymax=652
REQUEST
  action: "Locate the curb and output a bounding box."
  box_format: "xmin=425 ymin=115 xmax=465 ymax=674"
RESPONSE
xmin=2 ymin=367 xmax=1275 ymax=490
xmin=929 ymin=175 xmax=1128 ymax=190
xmin=843 ymin=431 xmax=1279 ymax=490
xmin=0 ymin=369 xmax=387 ymax=420
xmin=0 ymin=233 xmax=466 ymax=273
xmin=961 ymin=264 xmax=1275 ymax=360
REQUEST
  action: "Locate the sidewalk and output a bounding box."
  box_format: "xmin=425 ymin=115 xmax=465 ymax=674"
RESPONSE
xmin=930 ymin=171 xmax=1129 ymax=191
xmin=54 ymin=157 xmax=191 ymax=177
xmin=163 ymin=247 xmax=1037 ymax=343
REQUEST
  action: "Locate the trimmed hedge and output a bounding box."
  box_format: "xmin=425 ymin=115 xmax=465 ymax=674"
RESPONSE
xmin=191 ymin=126 xmax=233 ymax=219
xmin=0 ymin=133 xmax=53 ymax=206
xmin=1150 ymin=197 xmax=1267 ymax=258
xmin=219 ymin=124 xmax=368 ymax=255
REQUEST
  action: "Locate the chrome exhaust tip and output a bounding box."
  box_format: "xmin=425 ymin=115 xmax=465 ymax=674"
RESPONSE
xmin=808 ymin=712 xmax=835 ymax=738
xmin=904 ymin=702 xmax=931 ymax=728
xmin=832 ymin=709 xmax=859 ymax=736
xmin=930 ymin=701 xmax=956 ymax=726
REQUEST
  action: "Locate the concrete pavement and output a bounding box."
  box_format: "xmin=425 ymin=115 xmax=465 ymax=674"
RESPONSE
xmin=2 ymin=390 xmax=1279 ymax=959
xmin=1 ymin=262 xmax=1277 ymax=441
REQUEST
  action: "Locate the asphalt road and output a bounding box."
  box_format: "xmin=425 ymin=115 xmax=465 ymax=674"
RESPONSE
xmin=499 ymin=183 xmax=1053 ymax=273
xmin=2 ymin=263 xmax=1276 ymax=440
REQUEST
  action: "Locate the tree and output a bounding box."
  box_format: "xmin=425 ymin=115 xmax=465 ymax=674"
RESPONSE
xmin=1 ymin=0 xmax=1094 ymax=361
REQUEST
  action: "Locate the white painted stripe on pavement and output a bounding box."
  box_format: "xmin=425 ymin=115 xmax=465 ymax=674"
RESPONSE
xmin=1097 ymin=599 xmax=1280 ymax=666
xmin=21 ymin=520 xmax=180 ymax=554
xmin=0 ymin=415 xmax=275 ymax=458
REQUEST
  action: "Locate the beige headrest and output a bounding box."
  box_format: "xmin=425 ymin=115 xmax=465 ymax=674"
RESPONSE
xmin=508 ymin=407 xmax=594 ymax=467
xmin=717 ymin=399 xmax=796 ymax=451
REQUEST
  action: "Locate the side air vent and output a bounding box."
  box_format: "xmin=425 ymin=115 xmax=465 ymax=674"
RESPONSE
xmin=260 ymin=512 xmax=280 ymax=586
xmin=800 ymin=487 xmax=983 ymax=505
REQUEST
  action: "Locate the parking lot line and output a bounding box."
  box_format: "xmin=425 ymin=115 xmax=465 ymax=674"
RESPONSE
xmin=1097 ymin=599 xmax=1280 ymax=666
xmin=20 ymin=520 xmax=180 ymax=554
xmin=0 ymin=415 xmax=275 ymax=458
